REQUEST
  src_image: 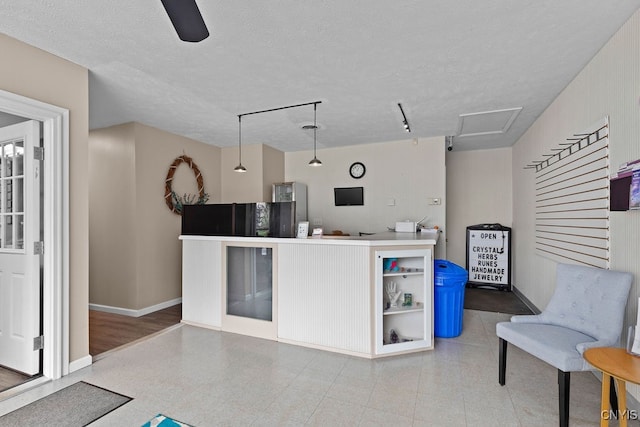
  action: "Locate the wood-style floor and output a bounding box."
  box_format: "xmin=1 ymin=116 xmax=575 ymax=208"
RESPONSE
xmin=89 ymin=304 xmax=182 ymax=356
xmin=0 ymin=367 xmax=31 ymax=392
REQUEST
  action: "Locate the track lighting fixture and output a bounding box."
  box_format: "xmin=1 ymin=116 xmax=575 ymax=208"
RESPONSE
xmin=398 ymin=103 xmax=411 ymax=133
xmin=234 ymin=115 xmax=246 ymax=172
xmin=235 ymin=101 xmax=323 ymax=171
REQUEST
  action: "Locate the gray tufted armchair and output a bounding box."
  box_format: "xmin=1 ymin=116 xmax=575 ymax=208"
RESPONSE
xmin=496 ymin=263 xmax=633 ymax=427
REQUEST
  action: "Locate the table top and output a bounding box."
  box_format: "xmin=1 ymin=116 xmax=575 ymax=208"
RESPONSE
xmin=584 ymin=347 xmax=640 ymax=385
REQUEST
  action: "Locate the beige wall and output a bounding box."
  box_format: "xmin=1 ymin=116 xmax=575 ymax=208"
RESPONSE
xmin=89 ymin=124 xmax=137 ymax=308
xmin=285 ymin=137 xmax=447 ymax=259
xmin=262 ymin=145 xmax=285 ymax=201
xmin=220 ymin=143 xmax=285 ymax=203
xmin=89 ymin=123 xmax=222 ymax=310
xmin=511 ymin=9 xmax=640 ymax=399
xmin=446 ymin=147 xmax=513 ymax=268
xmin=0 ymin=34 xmax=89 ymax=363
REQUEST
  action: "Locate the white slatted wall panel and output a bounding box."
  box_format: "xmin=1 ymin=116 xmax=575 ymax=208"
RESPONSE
xmin=532 ymin=118 xmax=609 ymax=268
xmin=278 ymin=244 xmax=371 ymax=354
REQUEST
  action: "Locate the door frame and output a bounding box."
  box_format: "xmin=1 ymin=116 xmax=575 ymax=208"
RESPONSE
xmin=0 ymin=89 xmax=69 ymax=380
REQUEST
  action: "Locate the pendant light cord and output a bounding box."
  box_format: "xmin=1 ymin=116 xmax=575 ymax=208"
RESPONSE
xmin=313 ymin=103 xmax=317 ymax=155
xmin=238 ymin=115 xmax=242 ymax=163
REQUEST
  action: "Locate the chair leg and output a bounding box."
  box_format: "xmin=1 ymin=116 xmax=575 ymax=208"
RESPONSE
xmin=499 ymin=338 xmax=507 ymax=386
xmin=558 ymin=370 xmax=570 ymax=427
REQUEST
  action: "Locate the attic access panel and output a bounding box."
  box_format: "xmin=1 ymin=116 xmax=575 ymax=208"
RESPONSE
xmin=457 ymin=107 xmax=522 ymax=138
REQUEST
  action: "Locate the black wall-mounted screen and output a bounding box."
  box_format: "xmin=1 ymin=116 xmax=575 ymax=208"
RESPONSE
xmin=334 ymin=187 xmax=364 ymax=206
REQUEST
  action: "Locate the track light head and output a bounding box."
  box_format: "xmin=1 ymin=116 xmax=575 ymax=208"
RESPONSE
xmin=398 ymin=103 xmax=411 ymax=133
xmin=446 ymin=136 xmax=454 ymax=151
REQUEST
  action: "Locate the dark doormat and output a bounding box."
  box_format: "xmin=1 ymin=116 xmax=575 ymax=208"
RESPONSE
xmin=464 ymin=287 xmax=534 ymax=315
xmin=0 ymin=381 xmax=131 ymax=427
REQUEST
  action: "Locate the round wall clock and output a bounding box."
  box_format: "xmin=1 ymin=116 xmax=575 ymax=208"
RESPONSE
xmin=349 ymin=162 xmax=366 ymax=179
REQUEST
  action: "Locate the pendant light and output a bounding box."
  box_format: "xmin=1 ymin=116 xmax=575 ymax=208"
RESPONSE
xmin=234 ymin=115 xmax=247 ymax=172
xmin=236 ymin=101 xmax=322 ymax=169
xmin=308 ymin=103 xmax=322 ymax=167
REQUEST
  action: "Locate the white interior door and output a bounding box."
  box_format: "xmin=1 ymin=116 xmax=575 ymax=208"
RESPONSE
xmin=0 ymin=120 xmax=41 ymax=375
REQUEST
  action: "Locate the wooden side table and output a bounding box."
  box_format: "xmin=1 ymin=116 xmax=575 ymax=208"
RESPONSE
xmin=584 ymin=347 xmax=640 ymax=427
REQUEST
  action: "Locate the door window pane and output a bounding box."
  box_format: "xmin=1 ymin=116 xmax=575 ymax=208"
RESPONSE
xmin=14 ymin=177 xmax=23 ymax=213
xmin=15 ymin=214 xmax=24 ymax=250
xmin=3 ymin=142 xmax=13 ymax=177
xmin=3 ymin=215 xmax=13 ymax=248
xmin=5 ymin=179 xmax=12 ymax=213
xmin=14 ymin=141 xmax=24 ymax=177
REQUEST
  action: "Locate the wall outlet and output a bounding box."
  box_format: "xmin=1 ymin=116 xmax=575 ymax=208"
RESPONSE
xmin=428 ymin=197 xmax=441 ymax=205
xmin=313 ymin=218 xmax=323 ymax=226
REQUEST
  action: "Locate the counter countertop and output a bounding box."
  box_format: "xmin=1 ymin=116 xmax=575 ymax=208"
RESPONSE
xmin=179 ymin=230 xmax=439 ymax=246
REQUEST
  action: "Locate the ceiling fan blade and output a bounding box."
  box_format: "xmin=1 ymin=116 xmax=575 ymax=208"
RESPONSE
xmin=161 ymin=0 xmax=209 ymax=42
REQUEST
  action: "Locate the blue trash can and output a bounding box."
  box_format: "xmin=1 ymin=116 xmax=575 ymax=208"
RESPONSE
xmin=434 ymin=259 xmax=468 ymax=338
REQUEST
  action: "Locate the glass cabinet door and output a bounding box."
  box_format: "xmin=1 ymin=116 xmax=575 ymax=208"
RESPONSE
xmin=226 ymin=246 xmax=273 ymax=321
xmin=273 ymin=183 xmax=293 ymax=202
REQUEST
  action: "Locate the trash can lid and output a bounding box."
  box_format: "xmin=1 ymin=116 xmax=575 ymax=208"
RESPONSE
xmin=434 ymin=259 xmax=468 ymax=280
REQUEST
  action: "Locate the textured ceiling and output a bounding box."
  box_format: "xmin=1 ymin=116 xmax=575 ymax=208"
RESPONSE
xmin=1 ymin=1 xmax=639 ymax=152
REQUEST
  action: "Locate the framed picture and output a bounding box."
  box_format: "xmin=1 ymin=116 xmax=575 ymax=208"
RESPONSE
xmin=296 ymin=221 xmax=309 ymax=238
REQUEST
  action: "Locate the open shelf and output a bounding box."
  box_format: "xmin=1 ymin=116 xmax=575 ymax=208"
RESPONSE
xmin=375 ymin=249 xmax=433 ymax=356
xmin=383 ymin=336 xmax=420 ymax=345
xmin=383 ymin=268 xmax=424 ymax=277
xmin=383 ymin=305 xmax=424 ymax=315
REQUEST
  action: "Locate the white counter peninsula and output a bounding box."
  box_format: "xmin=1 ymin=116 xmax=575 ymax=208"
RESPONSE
xmin=180 ymin=231 xmax=439 ymax=358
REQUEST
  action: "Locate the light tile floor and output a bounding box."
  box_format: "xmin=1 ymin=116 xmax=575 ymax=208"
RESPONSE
xmin=0 ymin=310 xmax=632 ymax=426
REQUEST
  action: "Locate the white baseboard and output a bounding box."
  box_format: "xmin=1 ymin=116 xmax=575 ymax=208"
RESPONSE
xmin=68 ymin=354 xmax=92 ymax=373
xmin=180 ymin=319 xmax=222 ymax=331
xmin=89 ymin=298 xmax=182 ymax=318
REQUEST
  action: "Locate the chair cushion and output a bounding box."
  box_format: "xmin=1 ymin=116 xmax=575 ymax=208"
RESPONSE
xmin=496 ymin=322 xmax=595 ymax=372
xmin=539 ymin=264 xmax=632 ymax=341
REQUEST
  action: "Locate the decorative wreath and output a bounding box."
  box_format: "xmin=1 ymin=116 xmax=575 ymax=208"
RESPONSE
xmin=164 ymin=154 xmax=209 ymax=215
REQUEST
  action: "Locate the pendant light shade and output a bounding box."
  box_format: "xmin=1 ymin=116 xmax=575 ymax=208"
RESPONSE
xmin=308 ymin=103 xmax=322 ymax=167
xmin=308 ymin=157 xmax=322 ymax=166
xmin=234 ymin=115 xmax=246 ymax=172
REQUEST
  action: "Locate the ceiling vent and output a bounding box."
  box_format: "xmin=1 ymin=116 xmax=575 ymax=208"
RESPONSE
xmin=456 ymin=107 xmax=522 ymax=137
